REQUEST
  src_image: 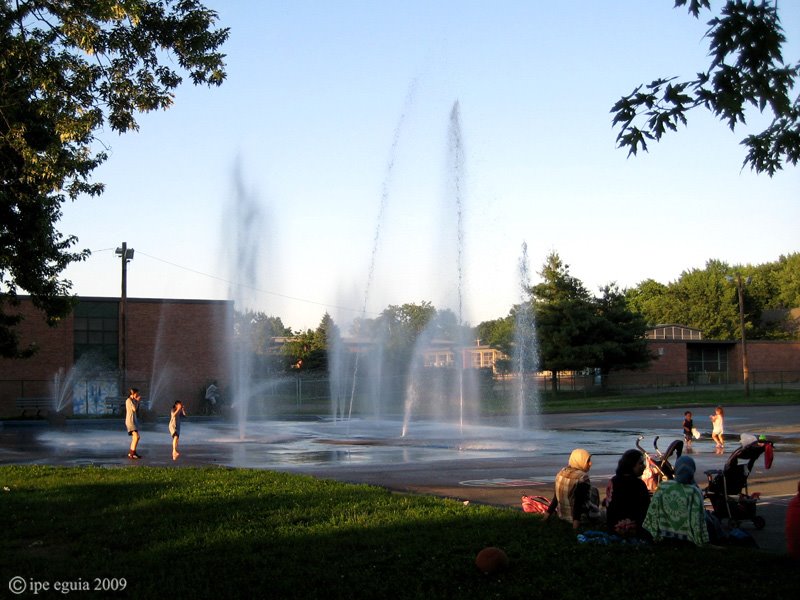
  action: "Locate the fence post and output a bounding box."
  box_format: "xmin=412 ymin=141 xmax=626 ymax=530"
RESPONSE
xmin=296 ymin=376 xmax=301 ymax=408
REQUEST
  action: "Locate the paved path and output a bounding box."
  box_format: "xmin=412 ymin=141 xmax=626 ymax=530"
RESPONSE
xmin=287 ymin=406 xmax=800 ymax=554
xmin=2 ymin=404 xmax=798 ymax=553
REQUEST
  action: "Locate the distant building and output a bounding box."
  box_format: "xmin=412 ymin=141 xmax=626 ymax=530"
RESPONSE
xmin=0 ymin=296 xmax=231 ymax=417
xmin=419 ymin=340 xmax=508 ymax=373
xmin=609 ymin=324 xmax=800 ymax=388
xmin=4 ymin=300 xmax=798 ymax=419
xmin=646 ymin=324 xmax=702 ymax=340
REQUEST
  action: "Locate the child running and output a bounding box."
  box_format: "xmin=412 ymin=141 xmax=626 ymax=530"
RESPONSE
xmin=710 ymin=406 xmax=725 ymax=449
xmin=169 ymin=400 xmax=187 ymax=460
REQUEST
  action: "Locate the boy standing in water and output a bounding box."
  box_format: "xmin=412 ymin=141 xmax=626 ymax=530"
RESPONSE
xmin=682 ymin=411 xmax=694 ymax=448
xmin=169 ymin=400 xmax=187 ymax=460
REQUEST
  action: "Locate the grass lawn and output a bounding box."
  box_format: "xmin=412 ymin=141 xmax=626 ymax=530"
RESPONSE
xmin=537 ymin=388 xmax=800 ymax=414
xmin=1 ymin=466 xmax=797 ymax=599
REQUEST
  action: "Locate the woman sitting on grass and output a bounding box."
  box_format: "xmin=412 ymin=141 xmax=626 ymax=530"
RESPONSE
xmin=605 ymin=449 xmax=651 ymax=539
xmin=643 ymin=455 xmax=709 ymax=547
xmin=547 ymin=448 xmax=603 ymax=529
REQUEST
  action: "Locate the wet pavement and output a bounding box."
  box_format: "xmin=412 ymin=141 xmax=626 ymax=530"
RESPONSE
xmin=1 ymin=404 xmax=798 ymax=553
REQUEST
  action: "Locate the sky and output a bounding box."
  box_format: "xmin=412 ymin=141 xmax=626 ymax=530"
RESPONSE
xmin=57 ymin=0 xmax=800 ymax=333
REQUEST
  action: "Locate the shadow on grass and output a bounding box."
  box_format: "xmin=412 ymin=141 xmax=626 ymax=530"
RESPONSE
xmin=1 ymin=466 xmax=798 ymax=599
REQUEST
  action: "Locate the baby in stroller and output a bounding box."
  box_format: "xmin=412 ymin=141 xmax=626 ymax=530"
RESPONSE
xmin=635 ymin=435 xmax=684 ymax=493
xmin=704 ymin=434 xmax=774 ymax=530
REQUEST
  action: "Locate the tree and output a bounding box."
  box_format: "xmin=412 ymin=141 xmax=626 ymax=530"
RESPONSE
xmin=752 ymin=253 xmax=800 ymax=339
xmin=766 ymin=253 xmax=800 ymax=309
xmin=624 ymin=279 xmax=675 ymax=326
xmin=234 ymin=311 xmax=291 ymax=355
xmin=0 ymin=0 xmax=229 ymax=357
xmin=671 ymin=262 xmax=742 ymax=339
xmin=475 ymin=315 xmax=515 ymax=357
xmin=530 ymin=253 xmax=654 ymax=391
xmin=283 ymin=313 xmax=339 ymax=372
xmin=378 ymin=301 xmax=437 ymax=360
xmin=624 ymin=259 xmax=784 ymax=340
xmin=593 ymin=284 xmax=653 ymax=387
xmin=531 ymin=252 xmax=598 ymax=391
xmin=316 ymin=311 xmax=341 ymax=366
xmin=612 ymin=0 xmax=799 ymax=176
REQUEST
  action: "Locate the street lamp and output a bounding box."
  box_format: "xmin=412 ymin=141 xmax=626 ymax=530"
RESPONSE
xmin=115 ymin=242 xmax=135 ymax=394
xmin=725 ymin=273 xmax=751 ymax=396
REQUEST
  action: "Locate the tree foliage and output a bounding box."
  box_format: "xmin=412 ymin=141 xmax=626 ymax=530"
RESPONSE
xmin=234 ymin=311 xmax=292 ymax=355
xmin=626 ymin=253 xmax=800 ymax=340
xmin=592 ymin=284 xmax=652 ymax=383
xmin=373 ymin=301 xmax=437 ymax=360
xmin=528 ymin=252 xmax=653 ymax=390
xmin=0 ymin=0 xmax=229 ymax=357
xmin=349 ymin=301 xmax=477 ymax=376
xmin=283 ymin=313 xmax=339 ymax=372
xmin=475 ymin=314 xmax=514 ymax=357
xmin=612 ymin=0 xmax=799 ymax=176
xmin=531 ymin=252 xmax=597 ymax=387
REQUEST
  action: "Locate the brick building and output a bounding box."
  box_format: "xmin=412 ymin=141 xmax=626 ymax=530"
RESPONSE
xmin=3 ymin=303 xmax=797 ymax=417
xmin=0 ymin=296 xmax=232 ymax=417
xmin=609 ymin=325 xmax=800 ymax=388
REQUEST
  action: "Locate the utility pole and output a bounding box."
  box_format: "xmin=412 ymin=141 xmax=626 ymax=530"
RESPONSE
xmin=116 ymin=243 xmax=135 ymax=395
xmin=726 ymin=274 xmax=751 ymax=397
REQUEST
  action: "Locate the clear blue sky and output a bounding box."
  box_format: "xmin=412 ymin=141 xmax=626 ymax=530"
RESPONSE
xmin=59 ymin=0 xmax=800 ymax=332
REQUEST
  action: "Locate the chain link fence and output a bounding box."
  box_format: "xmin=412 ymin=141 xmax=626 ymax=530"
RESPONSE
xmin=3 ymin=369 xmax=799 ymax=418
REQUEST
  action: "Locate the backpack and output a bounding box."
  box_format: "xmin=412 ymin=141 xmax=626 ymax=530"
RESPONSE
xmin=521 ymin=495 xmax=551 ymax=514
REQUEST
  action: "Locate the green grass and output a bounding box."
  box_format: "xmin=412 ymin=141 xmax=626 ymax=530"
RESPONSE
xmin=1 ymin=466 xmax=797 ymax=599
xmin=6 ymin=386 xmax=796 ymax=423
xmin=537 ymin=388 xmax=800 ymax=414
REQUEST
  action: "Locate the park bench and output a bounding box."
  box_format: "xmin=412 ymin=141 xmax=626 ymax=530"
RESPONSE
xmin=15 ymin=397 xmax=52 ymax=418
xmin=104 ymin=397 xmax=125 ymax=415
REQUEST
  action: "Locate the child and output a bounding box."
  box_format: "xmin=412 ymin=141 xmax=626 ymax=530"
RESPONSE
xmin=125 ymin=388 xmax=142 ymax=459
xmin=710 ymin=406 xmax=724 ymax=449
xmin=682 ymin=411 xmax=694 ymax=447
xmin=169 ymin=400 xmax=187 ymax=460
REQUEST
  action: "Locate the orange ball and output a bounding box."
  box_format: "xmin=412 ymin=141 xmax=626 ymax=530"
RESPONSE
xmin=475 ymin=546 xmax=509 ymax=574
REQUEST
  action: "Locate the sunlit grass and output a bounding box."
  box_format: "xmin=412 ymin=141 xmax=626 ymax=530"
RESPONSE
xmin=538 ymin=388 xmax=800 ymax=413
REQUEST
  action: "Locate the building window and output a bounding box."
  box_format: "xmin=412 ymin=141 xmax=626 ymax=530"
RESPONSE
xmin=687 ymin=345 xmax=729 ymax=374
xmin=74 ymin=300 xmax=118 ymax=366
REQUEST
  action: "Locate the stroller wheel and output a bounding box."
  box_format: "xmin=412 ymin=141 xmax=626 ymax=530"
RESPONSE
xmin=753 ymin=516 xmax=766 ymax=530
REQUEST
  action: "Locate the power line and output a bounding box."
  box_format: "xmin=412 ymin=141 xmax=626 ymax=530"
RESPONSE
xmin=90 ymin=247 xmax=377 ymax=318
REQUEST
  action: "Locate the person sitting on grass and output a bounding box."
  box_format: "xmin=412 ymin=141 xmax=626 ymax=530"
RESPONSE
xmin=605 ymin=449 xmax=651 ymax=539
xmin=547 ymin=448 xmax=603 ymax=529
xmin=643 ymin=455 xmax=709 ymax=547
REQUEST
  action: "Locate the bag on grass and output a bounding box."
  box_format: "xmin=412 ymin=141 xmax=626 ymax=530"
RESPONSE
xmin=521 ymin=495 xmax=551 ymax=514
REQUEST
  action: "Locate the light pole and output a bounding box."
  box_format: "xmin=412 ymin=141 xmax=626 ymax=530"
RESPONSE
xmin=115 ymin=242 xmax=135 ymax=395
xmin=725 ymin=273 xmax=751 ymax=396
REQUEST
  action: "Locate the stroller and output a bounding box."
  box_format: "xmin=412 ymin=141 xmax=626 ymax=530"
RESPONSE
xmin=635 ymin=435 xmax=684 ymax=493
xmin=704 ymin=436 xmax=774 ymax=530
